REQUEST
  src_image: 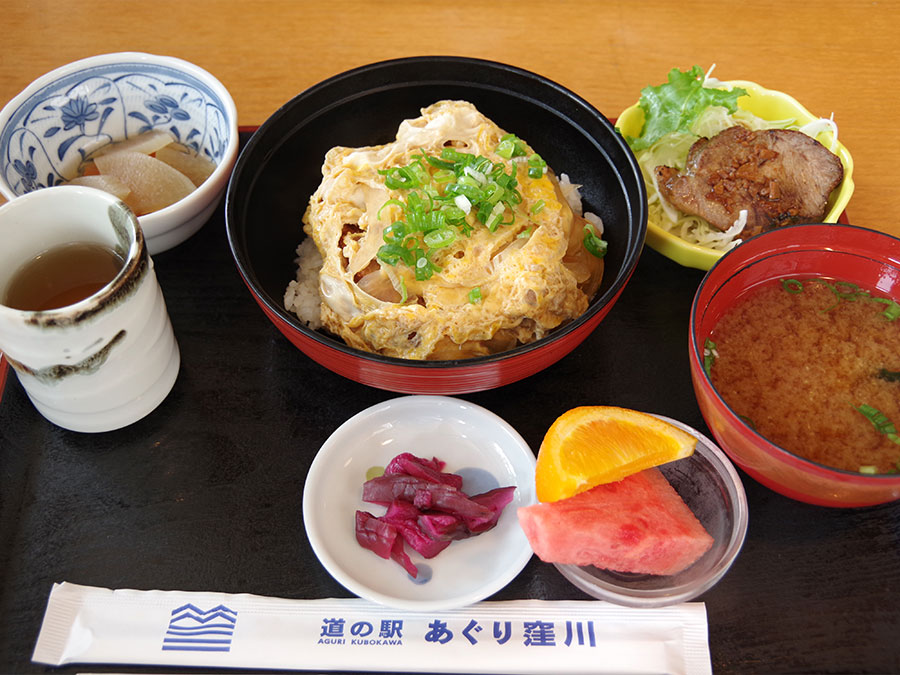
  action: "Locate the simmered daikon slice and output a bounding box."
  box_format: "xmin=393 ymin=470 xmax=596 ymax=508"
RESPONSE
xmin=68 ymin=174 xmax=132 ymax=200
xmin=94 ymin=151 xmax=195 ymax=215
xmin=155 ymin=145 xmax=216 ymax=187
xmin=93 ymin=129 xmax=175 ymax=157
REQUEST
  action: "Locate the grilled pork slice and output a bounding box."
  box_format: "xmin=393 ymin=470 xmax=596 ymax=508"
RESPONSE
xmin=655 ymin=126 xmax=843 ymax=238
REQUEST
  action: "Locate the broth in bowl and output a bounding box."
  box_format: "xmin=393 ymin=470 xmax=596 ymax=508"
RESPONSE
xmin=705 ymin=275 xmax=900 ymax=474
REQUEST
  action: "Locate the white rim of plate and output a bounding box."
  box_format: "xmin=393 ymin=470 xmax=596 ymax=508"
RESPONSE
xmin=302 ymin=395 xmax=537 ymax=611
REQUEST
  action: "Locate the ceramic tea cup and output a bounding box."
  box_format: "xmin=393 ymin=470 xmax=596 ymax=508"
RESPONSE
xmin=0 ymin=185 xmax=179 ymax=432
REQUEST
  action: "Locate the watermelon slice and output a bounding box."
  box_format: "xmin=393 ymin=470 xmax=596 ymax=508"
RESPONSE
xmin=517 ymin=468 xmax=713 ymax=576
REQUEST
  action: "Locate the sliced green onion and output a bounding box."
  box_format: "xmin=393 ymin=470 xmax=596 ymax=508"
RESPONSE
xmin=425 ymin=209 xmax=446 ymax=232
xmin=517 ymin=227 xmax=533 ymax=239
xmin=423 ymin=227 xmax=456 ymax=249
xmin=445 ymin=182 xmax=482 ymax=201
xmin=527 ymin=153 xmax=547 ymax=178
xmin=583 ymin=225 xmax=607 ymax=258
xmin=463 ymin=165 xmax=487 ymax=185
xmin=854 ymin=403 xmax=900 ymax=445
xmin=408 ymin=160 xmax=430 ymax=186
xmin=505 ymin=188 xmax=523 ymax=206
xmin=781 ymin=278 xmax=804 ymax=294
xmin=413 ymin=252 xmax=440 ymax=281
xmin=797 ymin=276 xmax=900 ymax=319
xmin=373 ymin=140 xmax=592 ymax=279
xmin=376 ymin=198 xmax=406 ymax=221
xmin=397 ymin=276 xmax=408 ymax=304
xmin=485 ymin=202 xmax=505 ymax=232
xmin=703 ymin=337 xmax=717 ymax=377
xmin=424 ymin=154 xmax=455 ymax=171
xmin=379 ymin=165 xmax=421 ymax=190
xmin=884 ymin=301 xmax=900 ymax=321
xmin=869 ymin=297 xmax=900 ymax=321
xmin=458 ymin=174 xmax=482 ymax=190
xmin=440 ymin=147 xmax=469 ymax=163
xmin=475 ymin=156 xmax=492 ymax=172
xmin=482 ymin=182 xmax=505 ymax=205
xmin=496 ymin=133 xmax=527 ymax=159
xmin=859 ymin=465 xmax=878 ymax=474
xmin=877 ymin=368 xmax=900 ymax=382
xmin=468 ymin=287 xmax=482 ymax=304
xmin=833 ymin=280 xmax=864 ymax=299
xmin=377 ymin=242 xmax=414 ymax=267
xmin=474 ymin=200 xmax=492 ymax=226
xmin=382 ymin=221 xmax=407 ymax=243
xmin=737 ymin=414 xmax=757 ymax=430
xmin=442 ymin=204 xmax=467 ymax=223
xmin=432 ymin=168 xmax=455 ymax=183
xmin=494 ymin=171 xmax=517 ymax=190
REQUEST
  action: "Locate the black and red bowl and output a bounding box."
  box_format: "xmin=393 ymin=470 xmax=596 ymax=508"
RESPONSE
xmin=225 ymin=56 xmax=647 ymax=394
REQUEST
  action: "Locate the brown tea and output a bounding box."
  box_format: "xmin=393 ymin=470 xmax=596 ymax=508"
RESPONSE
xmin=2 ymin=241 xmax=124 ymax=311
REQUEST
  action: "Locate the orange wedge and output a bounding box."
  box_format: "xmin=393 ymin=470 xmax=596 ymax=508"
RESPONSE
xmin=535 ymin=406 xmax=697 ymax=502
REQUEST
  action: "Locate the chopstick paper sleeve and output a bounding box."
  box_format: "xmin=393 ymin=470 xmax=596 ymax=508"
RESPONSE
xmin=33 ymin=581 xmax=711 ymax=674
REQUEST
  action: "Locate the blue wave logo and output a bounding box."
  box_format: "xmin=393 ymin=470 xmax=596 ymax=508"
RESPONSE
xmin=162 ymin=603 xmax=237 ymax=652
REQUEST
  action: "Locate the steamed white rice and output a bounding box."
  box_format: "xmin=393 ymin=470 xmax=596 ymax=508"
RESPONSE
xmin=284 ymin=237 xmax=323 ymax=329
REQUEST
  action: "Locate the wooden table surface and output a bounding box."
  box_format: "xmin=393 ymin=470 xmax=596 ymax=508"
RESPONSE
xmin=2 ymin=3 xmax=900 ymax=675
xmin=1 ymin=0 xmax=899 ymax=236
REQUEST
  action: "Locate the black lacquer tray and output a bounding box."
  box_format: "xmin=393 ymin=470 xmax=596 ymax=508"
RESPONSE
xmin=0 ymin=132 xmax=898 ymax=674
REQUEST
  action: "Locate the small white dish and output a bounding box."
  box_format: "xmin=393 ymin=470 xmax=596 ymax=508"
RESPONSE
xmin=303 ymin=395 xmax=536 ymax=611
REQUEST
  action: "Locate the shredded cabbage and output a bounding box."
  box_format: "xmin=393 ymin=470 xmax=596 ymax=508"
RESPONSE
xmin=799 ymin=114 xmax=840 ymax=152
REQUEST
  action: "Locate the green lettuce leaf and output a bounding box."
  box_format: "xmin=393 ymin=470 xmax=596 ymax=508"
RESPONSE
xmin=627 ymin=65 xmax=747 ymax=151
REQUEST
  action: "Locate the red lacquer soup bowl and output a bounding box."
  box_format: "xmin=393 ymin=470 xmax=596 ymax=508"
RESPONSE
xmin=226 ymin=57 xmax=646 ymax=394
xmin=689 ymin=223 xmax=900 ymax=507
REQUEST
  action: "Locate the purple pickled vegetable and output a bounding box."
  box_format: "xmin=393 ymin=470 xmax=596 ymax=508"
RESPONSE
xmin=467 ymin=486 xmax=517 ymax=533
xmin=356 ymin=452 xmax=517 ymax=578
xmin=385 ymin=499 xmax=420 ymax=521
xmin=411 ymin=488 xmax=433 ymax=510
xmin=384 ymin=452 xmax=463 ymax=489
xmin=418 ymin=512 xmax=467 ymax=541
xmin=362 ymin=474 xmax=424 ymax=505
xmin=363 ymin=474 xmax=494 ymax=521
xmin=391 ymin=535 xmax=419 ymax=578
xmin=385 ymin=514 xmax=452 ymax=559
xmin=387 ymin=453 xmax=446 ymax=474
xmin=415 ymin=483 xmax=494 ymax=522
xmin=355 ymin=511 xmax=397 ymax=559
xmin=383 ymin=499 xmax=455 ymax=558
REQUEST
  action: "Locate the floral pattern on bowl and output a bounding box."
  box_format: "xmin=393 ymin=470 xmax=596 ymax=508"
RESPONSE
xmin=1 ymin=61 xmax=232 ymax=196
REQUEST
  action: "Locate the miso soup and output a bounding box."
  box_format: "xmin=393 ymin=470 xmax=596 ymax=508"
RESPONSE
xmin=706 ymin=277 xmax=900 ymax=474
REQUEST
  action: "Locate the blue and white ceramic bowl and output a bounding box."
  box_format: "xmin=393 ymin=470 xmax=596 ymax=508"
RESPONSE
xmin=0 ymin=52 xmax=238 ymax=253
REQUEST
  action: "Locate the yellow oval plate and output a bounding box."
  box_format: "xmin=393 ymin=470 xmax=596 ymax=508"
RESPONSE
xmin=616 ymin=79 xmax=855 ymax=270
